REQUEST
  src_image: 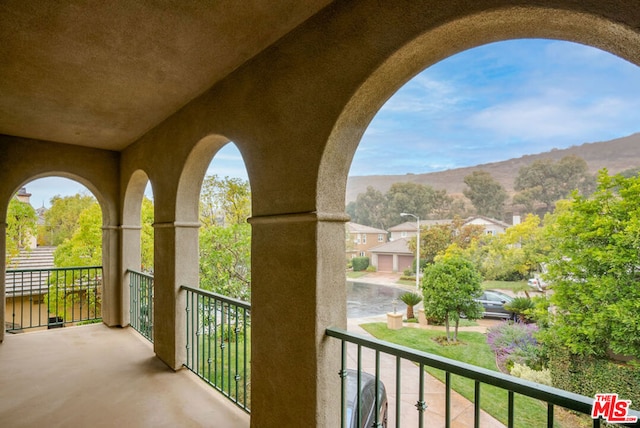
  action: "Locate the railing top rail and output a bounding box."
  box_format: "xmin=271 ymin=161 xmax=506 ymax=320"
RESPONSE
xmin=180 ymin=285 xmax=251 ymax=310
xmin=6 ymin=266 xmax=103 ymax=273
xmin=326 ymin=327 xmax=634 ymax=419
xmin=126 ymin=269 xmax=154 ymax=279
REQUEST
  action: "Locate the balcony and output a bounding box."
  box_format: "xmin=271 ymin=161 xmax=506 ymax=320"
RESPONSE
xmin=5 ymin=268 xmax=639 ymax=427
xmin=0 ymin=323 xmax=250 ymax=427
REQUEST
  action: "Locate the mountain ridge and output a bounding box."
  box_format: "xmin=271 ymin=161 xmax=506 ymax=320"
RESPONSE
xmin=346 ymin=133 xmax=640 ymax=203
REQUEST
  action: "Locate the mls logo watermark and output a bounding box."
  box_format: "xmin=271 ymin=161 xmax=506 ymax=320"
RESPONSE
xmin=591 ymin=393 xmax=638 ymax=424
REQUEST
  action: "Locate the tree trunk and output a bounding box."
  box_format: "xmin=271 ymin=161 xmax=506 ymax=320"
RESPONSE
xmin=454 ymin=317 xmax=460 ymax=342
xmin=444 ymin=313 xmax=450 ymax=342
xmin=406 ymin=305 xmax=414 ymax=320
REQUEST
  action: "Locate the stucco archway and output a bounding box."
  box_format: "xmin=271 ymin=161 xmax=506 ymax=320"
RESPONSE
xmin=121 ymin=169 xmax=153 ymax=326
xmin=153 ymin=134 xmax=251 ymax=368
xmin=1 ymin=170 xmax=120 ymax=340
xmin=308 ymin=7 xmax=640 ymax=426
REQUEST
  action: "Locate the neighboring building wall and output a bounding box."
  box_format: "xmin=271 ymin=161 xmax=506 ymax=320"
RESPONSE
xmin=5 ymin=295 xmax=48 ymax=330
xmin=388 ymin=221 xmax=417 ymax=241
xmin=346 ymin=222 xmax=387 ymax=260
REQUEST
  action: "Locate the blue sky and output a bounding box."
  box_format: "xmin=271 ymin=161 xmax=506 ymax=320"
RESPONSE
xmin=24 ymin=39 xmax=640 ymax=207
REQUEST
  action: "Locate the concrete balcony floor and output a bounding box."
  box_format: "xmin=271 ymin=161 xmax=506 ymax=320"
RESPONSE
xmin=0 ymin=324 xmax=250 ymax=428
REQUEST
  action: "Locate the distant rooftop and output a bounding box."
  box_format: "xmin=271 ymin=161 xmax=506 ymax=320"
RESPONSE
xmin=346 ymin=222 xmax=388 ymax=234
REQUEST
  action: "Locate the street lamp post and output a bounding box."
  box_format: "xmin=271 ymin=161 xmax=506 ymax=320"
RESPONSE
xmin=400 ymin=212 xmax=420 ymax=291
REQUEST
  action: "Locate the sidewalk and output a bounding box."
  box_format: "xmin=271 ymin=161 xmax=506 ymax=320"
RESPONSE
xmin=346 ymin=271 xmax=408 ymax=286
xmin=346 ymin=317 xmax=504 ymax=427
xmin=346 ymin=272 xmax=505 ymax=427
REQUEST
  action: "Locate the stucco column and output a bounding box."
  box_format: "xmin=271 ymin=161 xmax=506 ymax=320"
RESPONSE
xmin=249 ymin=212 xmax=346 ymax=427
xmin=0 ymin=222 xmax=5 ymax=343
xmin=153 ymin=221 xmax=199 ymax=370
xmin=120 ymin=224 xmax=142 ymax=327
xmin=101 ymin=225 xmax=121 ymax=326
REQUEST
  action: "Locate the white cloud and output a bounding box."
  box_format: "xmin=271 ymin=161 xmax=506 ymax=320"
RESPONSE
xmin=354 ymin=39 xmax=640 ymax=178
xmin=467 ymin=94 xmax=635 ymax=143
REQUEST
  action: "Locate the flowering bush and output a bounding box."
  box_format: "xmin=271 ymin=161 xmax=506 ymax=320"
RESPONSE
xmin=486 ymin=321 xmax=545 ymax=371
xmin=510 ymin=363 xmax=552 ymax=386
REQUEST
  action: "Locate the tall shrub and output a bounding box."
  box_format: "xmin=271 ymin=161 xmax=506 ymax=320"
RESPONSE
xmin=351 ymin=257 xmax=369 ymax=272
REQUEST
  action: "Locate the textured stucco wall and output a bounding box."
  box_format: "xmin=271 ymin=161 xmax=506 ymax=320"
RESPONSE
xmin=116 ymin=2 xmax=640 ymax=425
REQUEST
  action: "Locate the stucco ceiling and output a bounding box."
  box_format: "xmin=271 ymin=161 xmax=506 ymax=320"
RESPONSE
xmin=0 ymin=1 xmax=333 ymax=151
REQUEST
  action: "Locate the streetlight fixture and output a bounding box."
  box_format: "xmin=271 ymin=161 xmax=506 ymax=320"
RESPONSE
xmin=400 ymin=212 xmax=420 ymax=290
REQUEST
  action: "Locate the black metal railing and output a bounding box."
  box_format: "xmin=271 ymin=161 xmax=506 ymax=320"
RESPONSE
xmin=181 ymin=285 xmax=251 ymax=413
xmin=5 ymin=266 xmax=102 ymax=332
xmin=128 ymin=269 xmax=154 ymax=342
xmin=326 ymin=327 xmax=640 ymax=428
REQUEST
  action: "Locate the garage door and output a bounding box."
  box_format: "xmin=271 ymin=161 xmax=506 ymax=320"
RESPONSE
xmin=377 ymin=255 xmax=393 ymax=272
xmin=398 ymin=255 xmax=414 ymax=272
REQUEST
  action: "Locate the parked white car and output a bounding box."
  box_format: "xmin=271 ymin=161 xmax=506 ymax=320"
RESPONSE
xmin=527 ymin=277 xmax=548 ymax=292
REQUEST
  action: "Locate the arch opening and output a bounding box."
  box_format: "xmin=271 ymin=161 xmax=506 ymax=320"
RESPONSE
xmin=316 ymin=8 xmax=640 ymax=422
xmin=4 ymin=176 xmax=106 ymax=332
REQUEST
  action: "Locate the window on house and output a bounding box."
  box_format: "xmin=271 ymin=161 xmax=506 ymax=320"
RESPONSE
xmin=401 ymin=231 xmax=407 ymax=237
xmin=356 ymin=234 xmax=361 ymax=244
xmin=360 ymin=251 xmax=366 ymax=257
xmin=362 ymin=234 xmax=367 ymax=244
xmin=378 ymin=234 xmax=384 ymax=242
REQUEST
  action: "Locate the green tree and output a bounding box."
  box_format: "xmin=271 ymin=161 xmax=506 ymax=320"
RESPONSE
xmin=468 ymin=214 xmax=546 ymax=281
xmin=347 ymin=186 xmax=387 ymax=229
xmin=422 ymin=254 xmax=483 ymax=342
xmin=417 ymin=223 xmax=454 ymax=264
xmin=6 ymin=196 xmax=38 ymax=264
xmin=44 ymin=194 xmax=95 ymax=245
xmin=140 ymin=196 xmax=154 ymax=271
xmin=199 ymin=175 xmax=251 ymax=300
xmin=542 ymin=171 xmax=640 ymax=357
xmin=409 ymin=216 xmax=484 ymax=264
xmin=385 ymin=182 xmax=452 ymax=226
xmin=54 ymin=202 xmax=102 ymax=267
xmin=399 ymin=292 xmax=422 ymax=319
xmin=199 ymin=223 xmax=251 ymax=300
xmin=200 ymin=175 xmax=251 ymax=227
xmin=463 ymin=170 xmax=508 ymax=219
xmin=347 ymin=182 xmax=462 ymax=228
xmin=513 ymin=155 xmax=595 ymax=213
xmin=48 ymin=202 xmax=103 ymax=322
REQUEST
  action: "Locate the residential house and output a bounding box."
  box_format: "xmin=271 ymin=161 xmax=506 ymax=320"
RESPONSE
xmin=0 ymin=2 xmax=634 ymax=426
xmin=388 ymin=219 xmax=452 ymax=241
xmin=369 ymin=238 xmax=414 ymax=273
xmin=463 ymin=216 xmax=511 ymax=236
xmin=5 ymin=246 xmax=56 ymax=331
xmin=345 ymin=222 xmax=387 ymax=260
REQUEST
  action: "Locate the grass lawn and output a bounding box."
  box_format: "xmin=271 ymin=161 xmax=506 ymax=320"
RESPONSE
xmin=346 ymin=271 xmax=369 ymax=279
xmin=396 ymin=278 xmax=416 ymax=287
xmin=482 ymin=280 xmax=529 ymax=293
xmin=194 ymin=327 xmax=251 ymax=409
xmin=360 ymin=322 xmax=572 ymax=427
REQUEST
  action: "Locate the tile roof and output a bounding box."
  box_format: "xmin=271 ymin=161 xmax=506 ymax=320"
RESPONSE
xmin=346 ymin=222 xmax=388 ymax=234
xmin=369 ymin=238 xmax=413 ymax=254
